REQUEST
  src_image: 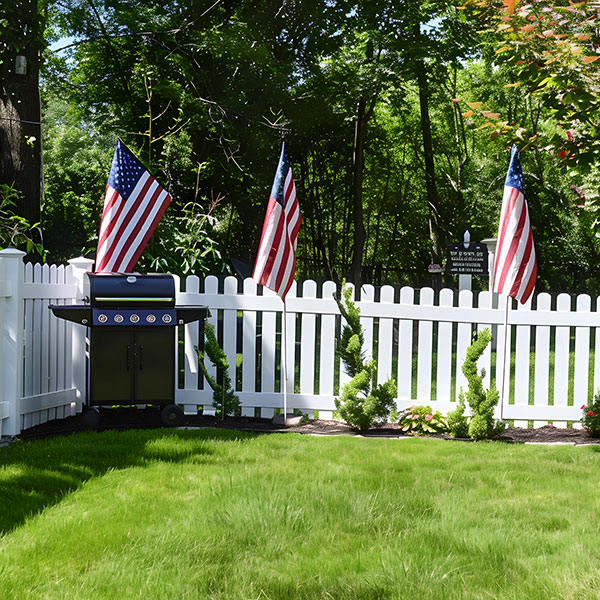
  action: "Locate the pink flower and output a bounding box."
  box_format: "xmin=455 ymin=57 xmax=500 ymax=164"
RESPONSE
xmin=581 ymin=405 xmax=587 ymax=410
xmin=411 ymin=414 xmax=418 ymax=420
xmin=587 ymin=411 xmax=595 ymax=417
xmin=425 ymin=414 xmax=433 ymax=422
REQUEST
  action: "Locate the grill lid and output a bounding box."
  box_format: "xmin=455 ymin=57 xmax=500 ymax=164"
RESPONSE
xmin=87 ymin=273 xmax=175 ymax=308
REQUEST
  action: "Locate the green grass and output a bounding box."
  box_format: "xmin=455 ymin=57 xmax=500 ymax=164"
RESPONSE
xmin=2 ymin=429 xmax=600 ymax=599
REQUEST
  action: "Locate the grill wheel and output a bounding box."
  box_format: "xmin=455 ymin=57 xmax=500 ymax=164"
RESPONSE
xmin=160 ymin=404 xmax=184 ymax=426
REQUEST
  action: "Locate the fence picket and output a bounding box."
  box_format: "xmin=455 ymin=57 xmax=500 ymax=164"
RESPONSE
xmin=477 ymin=291 xmax=493 ymax=393
xmin=456 ymin=290 xmax=473 ymax=400
xmin=417 ymin=287 xmax=434 ymax=403
xmin=534 ymin=294 xmax=551 ymax=413
xmin=261 ymin=286 xmax=278 ymax=396
xmin=397 ymin=287 xmax=414 ymax=401
xmin=56 ymin=265 xmax=67 ymax=397
xmin=223 ymin=277 xmax=238 ymax=399
xmin=595 ymin=296 xmax=600 ymax=402
xmin=436 ymin=289 xmax=453 ymax=404
xmin=319 ymin=281 xmax=337 ymax=419
xmin=554 ymin=294 xmax=571 ymax=408
xmin=377 ymin=285 xmax=394 ymax=385
xmin=23 ymin=263 xmax=34 ymax=399
xmin=300 ymin=280 xmax=317 ymax=396
xmin=338 ymin=283 xmax=354 ymax=389
xmin=513 ymin=297 xmax=532 ymax=426
xmin=183 ymin=275 xmax=200 ymax=414
xmin=242 ymin=278 xmax=258 ymax=397
xmin=284 ymin=281 xmax=297 ymax=402
xmin=360 ymin=284 xmax=374 ymax=362
xmin=573 ymin=294 xmax=591 ymax=409
xmin=202 ymin=276 xmax=219 ymax=415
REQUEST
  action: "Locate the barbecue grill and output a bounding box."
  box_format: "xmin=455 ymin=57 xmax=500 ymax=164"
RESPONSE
xmin=50 ymin=272 xmax=206 ymax=425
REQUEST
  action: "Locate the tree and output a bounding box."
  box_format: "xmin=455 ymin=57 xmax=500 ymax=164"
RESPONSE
xmin=0 ymin=0 xmax=46 ymax=224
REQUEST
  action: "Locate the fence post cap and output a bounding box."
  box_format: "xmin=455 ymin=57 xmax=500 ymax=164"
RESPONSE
xmin=0 ymin=247 xmax=27 ymax=258
xmin=67 ymin=256 xmax=95 ymax=268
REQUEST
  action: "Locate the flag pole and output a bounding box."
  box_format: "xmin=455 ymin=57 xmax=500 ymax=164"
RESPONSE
xmin=282 ymin=299 xmax=288 ymax=423
xmin=498 ymin=297 xmax=511 ymax=421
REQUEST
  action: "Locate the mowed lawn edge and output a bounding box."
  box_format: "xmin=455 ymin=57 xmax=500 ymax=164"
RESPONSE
xmin=0 ymin=428 xmax=599 ymax=600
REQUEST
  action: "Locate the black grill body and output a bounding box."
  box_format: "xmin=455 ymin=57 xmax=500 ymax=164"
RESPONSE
xmin=50 ymin=273 xmax=206 ymax=408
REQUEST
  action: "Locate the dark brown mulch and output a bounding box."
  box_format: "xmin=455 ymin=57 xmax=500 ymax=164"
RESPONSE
xmin=13 ymin=407 xmax=600 ymax=445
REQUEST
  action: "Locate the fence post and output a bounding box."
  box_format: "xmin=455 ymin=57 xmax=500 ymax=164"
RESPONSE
xmin=68 ymin=257 xmax=94 ymax=413
xmin=0 ymin=248 xmax=26 ymax=436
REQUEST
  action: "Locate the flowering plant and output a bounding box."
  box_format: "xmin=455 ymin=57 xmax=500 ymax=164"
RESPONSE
xmin=398 ymin=406 xmax=447 ymax=436
xmin=581 ymin=392 xmax=600 ymax=437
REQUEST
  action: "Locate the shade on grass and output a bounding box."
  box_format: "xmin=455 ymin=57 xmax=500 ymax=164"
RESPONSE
xmin=1 ymin=429 xmax=600 ymax=599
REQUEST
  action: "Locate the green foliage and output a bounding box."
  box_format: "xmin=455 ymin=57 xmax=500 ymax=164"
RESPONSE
xmin=398 ymin=406 xmax=448 ymax=436
xmin=195 ymin=323 xmax=241 ymax=419
xmin=0 ymin=184 xmax=44 ymax=256
xmin=447 ymin=393 xmax=470 ymax=438
xmin=334 ymin=283 xmax=396 ymax=430
xmin=460 ymin=328 xmax=503 ymax=440
xmin=581 ymin=393 xmax=600 ymax=438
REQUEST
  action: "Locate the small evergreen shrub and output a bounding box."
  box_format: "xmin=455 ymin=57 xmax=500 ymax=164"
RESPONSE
xmin=581 ymin=393 xmax=600 ymax=437
xmin=459 ymin=328 xmax=504 ymax=440
xmin=398 ymin=406 xmax=447 ymax=435
xmin=334 ymin=284 xmax=397 ymax=430
xmin=195 ymin=323 xmax=241 ymax=418
xmin=447 ymin=393 xmax=470 ymax=438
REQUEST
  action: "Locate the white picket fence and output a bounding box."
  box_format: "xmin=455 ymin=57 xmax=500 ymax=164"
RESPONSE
xmin=177 ymin=276 xmax=597 ymax=427
xmin=0 ymin=250 xmax=597 ymax=436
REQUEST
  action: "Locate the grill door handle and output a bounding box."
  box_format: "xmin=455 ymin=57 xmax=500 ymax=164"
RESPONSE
xmin=126 ymin=345 xmax=131 ymax=370
xmin=139 ymin=345 xmax=143 ymax=370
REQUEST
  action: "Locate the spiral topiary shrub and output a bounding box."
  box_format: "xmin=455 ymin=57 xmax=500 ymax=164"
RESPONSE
xmin=333 ymin=284 xmax=397 ymax=430
xmin=458 ymin=328 xmax=503 ymax=440
xmin=195 ymin=323 xmax=241 ymax=418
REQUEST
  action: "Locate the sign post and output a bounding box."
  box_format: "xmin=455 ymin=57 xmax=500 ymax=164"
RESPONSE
xmin=446 ymin=231 xmax=489 ymax=293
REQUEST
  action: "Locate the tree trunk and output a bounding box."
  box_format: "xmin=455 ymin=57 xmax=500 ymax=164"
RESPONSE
xmin=350 ymin=96 xmax=368 ymax=288
xmin=0 ymin=0 xmax=42 ymax=224
xmin=414 ymin=30 xmax=443 ymax=287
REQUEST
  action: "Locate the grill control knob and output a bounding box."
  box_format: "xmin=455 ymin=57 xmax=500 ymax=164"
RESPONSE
xmin=130 ymin=314 xmax=140 ymax=323
xmin=114 ymin=314 xmax=124 ymax=323
xmin=162 ymin=314 xmax=173 ymax=324
xmin=98 ymin=314 xmax=108 ymax=323
xmin=146 ymin=314 xmax=156 ymax=323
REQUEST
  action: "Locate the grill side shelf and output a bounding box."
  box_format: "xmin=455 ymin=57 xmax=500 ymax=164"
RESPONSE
xmin=49 ymin=305 xmax=92 ymax=326
xmin=175 ymin=307 xmax=209 ymax=325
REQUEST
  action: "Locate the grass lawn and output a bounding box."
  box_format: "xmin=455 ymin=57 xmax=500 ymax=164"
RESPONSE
xmin=1 ymin=429 xmax=600 ymax=599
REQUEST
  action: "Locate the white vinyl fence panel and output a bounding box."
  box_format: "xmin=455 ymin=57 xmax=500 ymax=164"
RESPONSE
xmin=1 ymin=249 xmax=598 ymax=437
xmin=175 ymin=275 xmax=600 ymax=427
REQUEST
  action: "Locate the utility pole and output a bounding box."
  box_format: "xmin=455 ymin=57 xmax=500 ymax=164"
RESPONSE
xmin=0 ymin=0 xmax=43 ymax=225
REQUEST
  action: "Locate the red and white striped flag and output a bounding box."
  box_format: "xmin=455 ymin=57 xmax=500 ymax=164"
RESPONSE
xmin=253 ymin=142 xmax=301 ymax=299
xmin=95 ymin=139 xmax=171 ymax=273
xmin=493 ymin=144 xmax=537 ymax=304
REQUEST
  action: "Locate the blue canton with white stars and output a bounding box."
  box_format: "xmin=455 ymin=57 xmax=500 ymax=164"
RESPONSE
xmin=270 ymin=143 xmax=291 ymax=206
xmin=108 ymin=139 xmax=146 ymax=200
xmin=505 ymin=144 xmax=524 ymax=193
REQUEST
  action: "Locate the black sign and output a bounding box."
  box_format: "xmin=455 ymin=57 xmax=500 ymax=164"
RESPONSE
xmin=446 ymin=242 xmax=489 ymax=275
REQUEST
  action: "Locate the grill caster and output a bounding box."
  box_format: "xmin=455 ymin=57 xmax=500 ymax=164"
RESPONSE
xmin=161 ymin=404 xmax=184 ymax=426
xmin=82 ymin=407 xmax=101 ymax=427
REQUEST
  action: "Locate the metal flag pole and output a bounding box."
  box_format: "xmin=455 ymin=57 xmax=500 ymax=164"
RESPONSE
xmin=498 ymin=297 xmax=511 ymax=421
xmin=282 ymin=299 xmax=288 ymax=423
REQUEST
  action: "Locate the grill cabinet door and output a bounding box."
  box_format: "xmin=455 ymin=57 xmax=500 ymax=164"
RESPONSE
xmin=133 ymin=327 xmax=175 ymax=404
xmin=90 ymin=328 xmax=133 ymax=404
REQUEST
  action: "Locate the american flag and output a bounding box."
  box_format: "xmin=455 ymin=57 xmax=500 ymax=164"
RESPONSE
xmin=253 ymin=142 xmax=301 ymax=299
xmin=95 ymin=139 xmax=171 ymax=273
xmin=493 ymin=144 xmax=537 ymax=304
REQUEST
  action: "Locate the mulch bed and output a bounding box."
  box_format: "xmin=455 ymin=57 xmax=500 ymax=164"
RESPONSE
xmin=12 ymin=407 xmax=600 ymax=445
